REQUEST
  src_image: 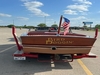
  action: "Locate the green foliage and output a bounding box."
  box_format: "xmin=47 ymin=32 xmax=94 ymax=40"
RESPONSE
xmin=37 ymin=23 xmax=47 ymax=27
xmin=95 ymin=24 xmax=100 ymax=29
xmin=7 ymin=24 xmax=14 ymax=28
xmin=51 ymin=24 xmax=58 ymax=27
xmin=23 ymin=25 xmax=27 ymax=28
xmin=15 ymin=25 xmax=34 ymax=29
xmin=15 ymin=26 xmax=23 ymax=28
xmin=83 ymin=25 xmax=87 ymax=28
xmin=0 ymin=26 xmax=7 ymax=27
xmin=27 ymin=26 xmax=34 ymax=28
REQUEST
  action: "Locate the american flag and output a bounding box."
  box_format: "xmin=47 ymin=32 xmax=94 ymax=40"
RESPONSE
xmin=62 ymin=17 xmax=70 ymax=35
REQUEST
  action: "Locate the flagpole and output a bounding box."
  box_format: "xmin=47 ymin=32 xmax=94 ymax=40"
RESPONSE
xmin=58 ymin=15 xmax=63 ymax=34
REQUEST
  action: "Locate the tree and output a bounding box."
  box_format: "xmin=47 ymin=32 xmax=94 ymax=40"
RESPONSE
xmin=27 ymin=26 xmax=34 ymax=29
xmin=95 ymin=24 xmax=100 ymax=29
xmin=23 ymin=25 xmax=27 ymax=28
xmin=51 ymin=24 xmax=58 ymax=27
xmin=37 ymin=23 xmax=47 ymax=27
xmin=7 ymin=24 xmax=14 ymax=28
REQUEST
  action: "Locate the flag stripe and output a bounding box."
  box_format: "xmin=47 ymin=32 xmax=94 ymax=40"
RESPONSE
xmin=62 ymin=17 xmax=70 ymax=35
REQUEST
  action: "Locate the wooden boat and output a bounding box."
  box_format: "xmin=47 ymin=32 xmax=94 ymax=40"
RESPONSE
xmin=19 ymin=16 xmax=97 ymax=55
xmin=21 ymin=32 xmax=96 ymax=54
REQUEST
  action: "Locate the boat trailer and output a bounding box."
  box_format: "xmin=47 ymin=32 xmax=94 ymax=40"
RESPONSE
xmin=12 ymin=26 xmax=98 ymax=62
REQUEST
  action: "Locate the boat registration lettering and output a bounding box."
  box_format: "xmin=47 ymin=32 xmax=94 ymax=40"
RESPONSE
xmin=46 ymin=38 xmax=73 ymax=44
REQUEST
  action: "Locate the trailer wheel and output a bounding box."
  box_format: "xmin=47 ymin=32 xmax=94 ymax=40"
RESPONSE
xmin=77 ymin=54 xmax=83 ymax=56
xmin=55 ymin=54 xmax=60 ymax=60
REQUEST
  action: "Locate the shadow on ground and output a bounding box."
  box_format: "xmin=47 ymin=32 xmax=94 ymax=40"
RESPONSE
xmin=0 ymin=44 xmax=73 ymax=75
xmin=8 ymin=38 xmax=15 ymax=42
xmin=0 ymin=44 xmax=16 ymax=51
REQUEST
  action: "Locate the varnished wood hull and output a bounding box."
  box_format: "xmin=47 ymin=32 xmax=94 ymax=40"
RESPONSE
xmin=23 ymin=45 xmax=91 ymax=54
xmin=21 ymin=35 xmax=96 ymax=54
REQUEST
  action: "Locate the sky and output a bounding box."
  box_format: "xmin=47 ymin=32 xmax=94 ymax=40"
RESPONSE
xmin=0 ymin=0 xmax=100 ymax=27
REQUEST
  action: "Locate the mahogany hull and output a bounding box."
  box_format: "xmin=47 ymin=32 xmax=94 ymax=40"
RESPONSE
xmin=21 ymin=35 xmax=96 ymax=54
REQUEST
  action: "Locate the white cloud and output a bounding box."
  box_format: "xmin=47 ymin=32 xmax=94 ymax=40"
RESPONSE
xmin=64 ymin=9 xmax=77 ymax=15
xmin=22 ymin=1 xmax=50 ymax=17
xmin=17 ymin=17 xmax=29 ymax=20
xmin=64 ymin=0 xmax=92 ymax=15
xmin=70 ymin=16 xmax=87 ymax=20
xmin=70 ymin=16 xmax=88 ymax=26
xmin=81 ymin=12 xmax=88 ymax=15
xmin=67 ymin=4 xmax=89 ymax=12
xmin=73 ymin=0 xmax=92 ymax=5
xmin=0 ymin=13 xmax=12 ymax=17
